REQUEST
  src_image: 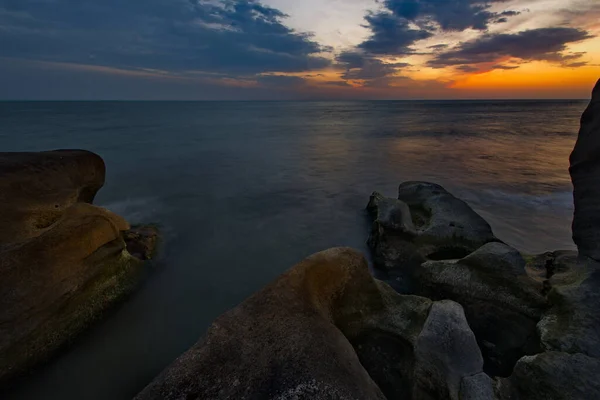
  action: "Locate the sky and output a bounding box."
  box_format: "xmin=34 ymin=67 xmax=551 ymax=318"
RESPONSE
xmin=0 ymin=0 xmax=599 ymax=100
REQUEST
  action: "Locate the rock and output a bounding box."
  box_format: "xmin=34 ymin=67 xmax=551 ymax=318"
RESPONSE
xmin=397 ymin=182 xmax=499 ymax=260
xmin=124 ymin=226 xmax=160 ymax=260
xmin=506 ymin=352 xmax=600 ymax=400
xmin=367 ymin=183 xmax=500 ymax=275
xmin=459 ymin=373 xmax=495 ymax=400
xmin=367 ymin=192 xmax=423 ymax=273
xmin=415 ymin=243 xmax=546 ymax=377
xmin=413 ymin=300 xmax=484 ymax=400
xmin=367 ymin=184 xmax=546 ymax=376
xmin=0 ymin=150 xmax=106 ymax=244
xmin=524 ymin=250 xmax=577 ymax=286
xmin=136 ymin=248 xmax=486 ymax=400
xmin=0 ymin=150 xmax=158 ymax=386
xmin=533 ymin=80 xmax=600 ymax=362
xmin=570 ymin=79 xmax=600 ymax=261
xmin=136 ymin=248 xmax=389 ymax=400
xmin=537 ymin=258 xmax=600 ymax=358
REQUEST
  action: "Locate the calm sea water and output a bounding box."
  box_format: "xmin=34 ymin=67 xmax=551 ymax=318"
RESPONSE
xmin=0 ymin=100 xmax=586 ymax=399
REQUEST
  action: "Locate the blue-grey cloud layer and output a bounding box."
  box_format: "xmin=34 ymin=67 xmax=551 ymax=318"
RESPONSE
xmin=0 ymin=0 xmax=330 ymax=74
xmin=428 ymin=27 xmax=594 ymax=69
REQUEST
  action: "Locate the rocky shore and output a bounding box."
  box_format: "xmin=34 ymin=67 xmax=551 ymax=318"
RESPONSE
xmin=1 ymin=80 xmax=598 ymax=399
xmin=0 ymin=150 xmax=158 ymax=387
xmin=135 ymin=80 xmax=600 ymax=399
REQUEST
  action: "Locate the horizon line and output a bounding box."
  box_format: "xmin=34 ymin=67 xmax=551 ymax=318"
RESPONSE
xmin=0 ymin=98 xmax=590 ymax=102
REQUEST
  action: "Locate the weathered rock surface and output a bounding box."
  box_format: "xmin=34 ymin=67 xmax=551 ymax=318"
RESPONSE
xmin=537 ymin=257 xmax=600 ymax=358
xmin=413 ymin=300 xmax=485 ymax=400
xmin=416 ymin=243 xmax=546 ymax=376
xmin=397 ymin=182 xmax=499 ymax=259
xmin=0 ymin=150 xmax=106 ymax=244
xmin=0 ymin=150 xmax=158 ymax=386
xmin=124 ymin=226 xmax=160 ymax=261
xmin=367 ymin=183 xmax=500 ymax=274
xmin=500 ymin=352 xmax=600 ymax=400
xmin=137 ymin=248 xmax=486 ymax=400
xmin=570 ymin=79 xmax=600 ymax=262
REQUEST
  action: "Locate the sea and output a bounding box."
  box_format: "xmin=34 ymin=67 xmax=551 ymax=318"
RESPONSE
xmin=0 ymin=100 xmax=587 ymax=399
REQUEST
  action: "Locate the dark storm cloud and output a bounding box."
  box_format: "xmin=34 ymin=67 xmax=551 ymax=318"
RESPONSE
xmin=336 ymin=51 xmax=410 ymax=81
xmin=428 ymin=27 xmax=594 ymax=68
xmin=0 ymin=0 xmax=330 ymax=74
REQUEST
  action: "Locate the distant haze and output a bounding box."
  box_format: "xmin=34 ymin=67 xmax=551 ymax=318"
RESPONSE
xmin=0 ymin=0 xmax=599 ymax=100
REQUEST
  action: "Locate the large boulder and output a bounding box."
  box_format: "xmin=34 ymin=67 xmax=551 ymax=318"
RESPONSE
xmin=367 ymin=183 xmax=500 ymax=275
xmin=136 ymin=248 xmax=487 ymax=400
xmin=0 ymin=150 xmax=158 ymax=386
xmin=570 ymin=79 xmax=600 ymax=261
xmin=415 ymin=242 xmax=546 ymax=376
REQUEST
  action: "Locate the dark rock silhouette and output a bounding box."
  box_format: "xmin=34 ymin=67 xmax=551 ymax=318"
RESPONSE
xmin=570 ymin=79 xmax=600 ymax=261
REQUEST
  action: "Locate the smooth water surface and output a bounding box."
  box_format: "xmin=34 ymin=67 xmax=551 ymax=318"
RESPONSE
xmin=0 ymin=100 xmax=586 ymax=399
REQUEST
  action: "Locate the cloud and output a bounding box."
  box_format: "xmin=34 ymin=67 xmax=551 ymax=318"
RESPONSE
xmin=0 ymin=0 xmax=331 ymax=75
xmin=322 ymin=81 xmax=352 ymax=87
xmin=256 ymin=75 xmax=306 ymax=87
xmin=336 ymin=50 xmax=410 ymax=85
xmin=491 ymin=64 xmax=520 ymax=70
xmin=456 ymin=65 xmax=480 ymax=73
xmin=564 ymin=61 xmax=588 ymax=68
xmin=378 ymin=0 xmax=521 ymax=31
xmin=428 ymin=44 xmax=449 ymax=50
xmin=358 ymin=11 xmax=433 ymax=55
xmin=428 ymin=27 xmax=594 ymax=69
xmin=340 ymin=0 xmax=524 ymax=80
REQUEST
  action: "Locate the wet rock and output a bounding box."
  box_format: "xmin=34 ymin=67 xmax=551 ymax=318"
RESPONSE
xmin=0 ymin=150 xmax=158 ymax=386
xmin=415 ymin=243 xmax=546 ymax=376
